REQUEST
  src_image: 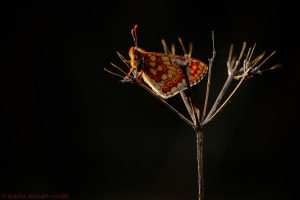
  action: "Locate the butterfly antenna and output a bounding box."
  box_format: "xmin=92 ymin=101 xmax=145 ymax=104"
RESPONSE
xmin=131 ymin=24 xmax=138 ymax=49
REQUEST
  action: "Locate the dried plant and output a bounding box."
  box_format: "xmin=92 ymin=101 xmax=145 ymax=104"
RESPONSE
xmin=104 ymin=26 xmax=281 ymax=200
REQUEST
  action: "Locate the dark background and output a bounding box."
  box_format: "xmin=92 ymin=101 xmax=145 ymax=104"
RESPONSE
xmin=1 ymin=1 xmax=299 ymax=200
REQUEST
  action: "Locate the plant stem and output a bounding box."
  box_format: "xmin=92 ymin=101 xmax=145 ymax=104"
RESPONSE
xmin=204 ymin=75 xmax=233 ymax=125
xmin=196 ymin=127 xmax=204 ymax=200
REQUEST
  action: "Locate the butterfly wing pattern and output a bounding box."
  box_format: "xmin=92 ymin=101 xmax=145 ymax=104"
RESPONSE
xmin=139 ymin=51 xmax=208 ymax=99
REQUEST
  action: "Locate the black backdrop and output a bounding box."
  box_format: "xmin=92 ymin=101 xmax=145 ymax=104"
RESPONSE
xmin=1 ymin=1 xmax=299 ymax=200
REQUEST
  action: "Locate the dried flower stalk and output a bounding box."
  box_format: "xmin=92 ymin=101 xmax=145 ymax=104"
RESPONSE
xmin=104 ymin=30 xmax=280 ymax=200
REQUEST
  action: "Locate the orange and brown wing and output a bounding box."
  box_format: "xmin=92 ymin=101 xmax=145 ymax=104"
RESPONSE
xmin=186 ymin=58 xmax=208 ymax=86
xmin=141 ymin=52 xmax=207 ymax=99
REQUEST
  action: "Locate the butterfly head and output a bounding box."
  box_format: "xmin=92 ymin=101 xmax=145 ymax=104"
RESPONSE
xmin=127 ymin=25 xmax=146 ymax=73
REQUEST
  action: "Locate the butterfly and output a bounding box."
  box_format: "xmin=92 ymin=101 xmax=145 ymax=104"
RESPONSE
xmin=118 ymin=25 xmax=208 ymax=99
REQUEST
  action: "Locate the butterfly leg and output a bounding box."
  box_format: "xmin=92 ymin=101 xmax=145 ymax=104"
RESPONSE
xmin=136 ymin=70 xmax=144 ymax=81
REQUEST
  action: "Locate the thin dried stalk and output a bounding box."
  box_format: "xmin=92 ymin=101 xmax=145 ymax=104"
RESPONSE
xmin=201 ymin=31 xmax=216 ymax=123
